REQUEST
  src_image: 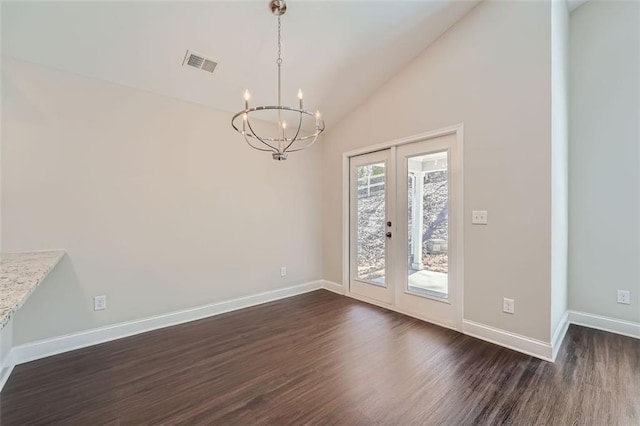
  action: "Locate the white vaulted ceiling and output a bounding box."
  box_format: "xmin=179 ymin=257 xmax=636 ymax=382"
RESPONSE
xmin=1 ymin=1 xmax=478 ymax=126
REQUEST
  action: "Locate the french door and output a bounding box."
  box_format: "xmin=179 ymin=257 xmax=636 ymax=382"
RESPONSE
xmin=349 ymin=149 xmax=395 ymax=304
xmin=348 ymin=132 xmax=461 ymax=329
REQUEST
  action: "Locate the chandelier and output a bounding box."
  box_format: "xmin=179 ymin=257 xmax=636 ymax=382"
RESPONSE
xmin=231 ymin=0 xmax=325 ymax=161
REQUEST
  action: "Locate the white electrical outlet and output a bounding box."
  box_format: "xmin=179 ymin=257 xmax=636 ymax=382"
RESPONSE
xmin=503 ymin=298 xmax=515 ymax=314
xmin=617 ymin=290 xmax=631 ymax=305
xmin=94 ymin=295 xmax=106 ymax=311
xmin=280 ymin=267 xmax=287 ymax=277
xmin=472 ymin=210 xmax=488 ymax=225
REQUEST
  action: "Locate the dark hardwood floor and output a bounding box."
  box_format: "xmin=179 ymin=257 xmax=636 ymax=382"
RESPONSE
xmin=1 ymin=290 xmax=638 ymax=425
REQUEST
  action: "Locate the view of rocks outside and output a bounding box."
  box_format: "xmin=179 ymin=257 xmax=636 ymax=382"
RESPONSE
xmin=408 ymin=170 xmax=448 ymax=274
xmin=356 ymin=164 xmax=386 ymax=281
xmin=356 ymin=166 xmax=448 ymax=281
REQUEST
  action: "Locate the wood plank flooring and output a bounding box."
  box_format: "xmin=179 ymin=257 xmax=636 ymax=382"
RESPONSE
xmin=1 ymin=290 xmax=638 ymax=425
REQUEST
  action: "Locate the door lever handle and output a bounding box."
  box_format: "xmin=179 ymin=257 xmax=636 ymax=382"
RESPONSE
xmin=386 ymin=232 xmax=392 ymax=238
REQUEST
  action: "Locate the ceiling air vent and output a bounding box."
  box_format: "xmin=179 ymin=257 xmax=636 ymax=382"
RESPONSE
xmin=183 ymin=50 xmax=217 ymax=73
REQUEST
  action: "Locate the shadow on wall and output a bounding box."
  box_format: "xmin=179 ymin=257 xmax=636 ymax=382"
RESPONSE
xmin=1 ymin=61 xmax=47 ymax=124
xmin=12 ymin=255 xmax=94 ymax=345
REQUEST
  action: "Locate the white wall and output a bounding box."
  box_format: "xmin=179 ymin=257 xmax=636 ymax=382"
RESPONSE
xmin=322 ymin=1 xmax=555 ymax=342
xmin=550 ymin=0 xmax=570 ymax=338
xmin=569 ymin=1 xmax=640 ymax=323
xmin=2 ymin=57 xmax=323 ymax=344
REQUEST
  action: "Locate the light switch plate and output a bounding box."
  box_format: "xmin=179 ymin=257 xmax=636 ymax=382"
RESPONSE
xmin=472 ymin=210 xmax=488 ymax=225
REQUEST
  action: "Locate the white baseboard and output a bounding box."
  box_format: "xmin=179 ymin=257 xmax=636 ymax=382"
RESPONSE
xmin=5 ymin=281 xmax=637 ymax=394
xmin=333 ymin=281 xmax=554 ymax=361
xmin=551 ymin=311 xmax=570 ymax=361
xmin=11 ymin=280 xmax=323 ymax=367
xmin=322 ymin=280 xmax=345 ymax=295
xmin=462 ymin=310 xmax=639 ymax=363
xmin=568 ymin=310 xmax=640 ymax=339
xmin=320 ymin=283 xmax=636 ymax=361
xmin=462 ymin=319 xmax=553 ymax=361
xmin=0 ymin=352 xmax=16 ymax=392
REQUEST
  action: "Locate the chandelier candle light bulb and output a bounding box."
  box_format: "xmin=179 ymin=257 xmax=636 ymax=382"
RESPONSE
xmin=231 ymin=0 xmax=325 ymax=161
xmin=244 ymin=90 xmax=250 ymax=109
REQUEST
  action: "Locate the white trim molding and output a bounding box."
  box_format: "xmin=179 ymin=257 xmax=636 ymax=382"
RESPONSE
xmin=11 ymin=281 xmax=323 ymax=368
xmin=568 ymin=310 xmax=640 ymax=339
xmin=551 ymin=311 xmax=570 ymax=361
xmin=462 ymin=320 xmax=554 ymax=361
xmin=322 ymin=280 xmax=345 ymax=295
xmin=461 ymin=310 xmax=639 ymax=364
xmin=4 ymin=282 xmax=637 ymax=394
xmin=0 ymin=352 xmax=16 ymax=392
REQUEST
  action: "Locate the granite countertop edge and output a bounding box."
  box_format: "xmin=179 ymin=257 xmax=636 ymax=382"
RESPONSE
xmin=0 ymin=249 xmax=66 ymax=330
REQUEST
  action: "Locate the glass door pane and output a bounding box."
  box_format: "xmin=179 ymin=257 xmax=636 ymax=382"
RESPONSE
xmin=406 ymin=151 xmax=448 ymax=299
xmin=349 ymin=148 xmax=393 ymax=305
xmin=356 ymin=162 xmax=386 ymax=285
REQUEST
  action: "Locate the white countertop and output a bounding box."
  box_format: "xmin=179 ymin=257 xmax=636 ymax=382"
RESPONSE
xmin=0 ymin=250 xmax=65 ymax=329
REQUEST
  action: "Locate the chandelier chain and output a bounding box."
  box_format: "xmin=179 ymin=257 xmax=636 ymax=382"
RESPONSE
xmin=277 ymin=14 xmax=282 ymax=65
xmin=277 ymin=15 xmax=283 ymax=109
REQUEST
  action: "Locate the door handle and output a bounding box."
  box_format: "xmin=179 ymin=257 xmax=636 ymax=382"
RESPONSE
xmin=386 ymin=232 xmax=392 ymax=238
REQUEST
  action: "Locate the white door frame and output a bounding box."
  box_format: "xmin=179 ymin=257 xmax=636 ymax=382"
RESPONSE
xmin=342 ymin=123 xmax=464 ymax=332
